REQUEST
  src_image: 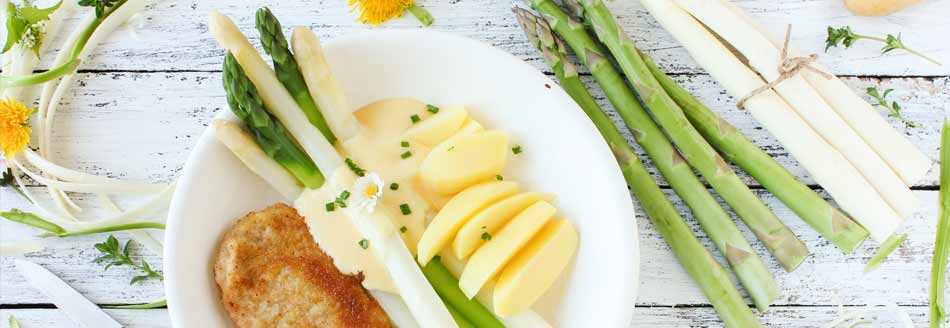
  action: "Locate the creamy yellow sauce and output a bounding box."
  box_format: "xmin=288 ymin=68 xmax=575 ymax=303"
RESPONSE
xmin=295 ymin=98 xmax=445 ymax=293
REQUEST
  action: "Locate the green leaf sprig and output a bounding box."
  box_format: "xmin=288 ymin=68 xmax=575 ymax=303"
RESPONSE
xmin=2 ymin=0 xmax=63 ymax=55
xmin=94 ymin=235 xmax=164 ymax=284
xmin=866 ymin=86 xmax=917 ymax=128
xmin=826 ymin=26 xmax=941 ymax=65
xmin=77 ymin=0 xmax=119 ymax=18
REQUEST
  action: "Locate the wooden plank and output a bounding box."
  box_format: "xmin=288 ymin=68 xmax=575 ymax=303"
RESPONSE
xmin=11 ymin=72 xmax=947 ymax=188
xmin=31 ymin=0 xmax=950 ymax=76
xmin=0 ymin=309 xmax=169 ymax=328
xmin=0 ymin=306 xmax=927 ymax=327
xmin=0 ymin=186 xmax=939 ymax=306
xmin=632 ymin=305 xmax=926 ymax=327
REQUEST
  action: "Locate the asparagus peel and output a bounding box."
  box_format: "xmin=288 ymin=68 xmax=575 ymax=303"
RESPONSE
xmin=563 ymin=0 xmax=808 ymax=271
xmin=255 ymin=7 xmax=337 ymax=144
xmin=516 ymin=5 xmax=779 ymax=312
xmin=641 ymin=54 xmax=869 ymax=253
xmin=932 ymin=119 xmax=950 ymax=328
xmin=223 ymin=52 xmax=325 ymax=189
xmin=514 ymin=8 xmax=761 ymax=326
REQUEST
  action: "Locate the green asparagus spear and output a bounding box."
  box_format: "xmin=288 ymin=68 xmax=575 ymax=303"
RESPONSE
xmin=562 ymin=0 xmax=808 ymax=272
xmin=514 ymin=9 xmax=761 ymax=327
xmin=931 ymin=119 xmax=950 ymax=328
xmin=420 ymin=257 xmax=504 ymax=328
xmin=641 ymin=54 xmax=869 ymax=253
xmin=223 ymin=52 xmax=325 ymax=188
xmin=445 ymin=303 xmax=476 ymax=328
xmin=255 ymin=7 xmax=337 ymax=144
xmin=516 ymin=7 xmax=779 ymax=312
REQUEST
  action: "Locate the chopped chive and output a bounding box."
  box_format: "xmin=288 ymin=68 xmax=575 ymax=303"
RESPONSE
xmin=325 ymin=202 xmax=336 ymax=212
xmin=426 ymin=104 xmax=440 ymax=114
xmin=512 ymin=146 xmax=523 ymax=154
xmin=335 ymin=190 xmax=351 ymax=208
xmin=481 ymin=232 xmax=492 ymax=241
xmin=400 ymin=151 xmax=413 ymax=159
xmin=496 ymin=175 xmax=504 ymax=181
xmin=447 ymin=146 xmax=455 ymax=152
xmin=390 ymin=183 xmax=400 ymax=190
xmin=358 ymin=239 xmax=369 ymax=249
xmin=401 ymin=141 xmax=410 ymax=147
xmin=345 ymin=158 xmax=366 ymax=177
xmin=400 ymin=226 xmax=408 ymax=233
xmin=340 ymin=190 xmax=351 ymax=200
xmin=411 ymin=114 xmax=421 ymax=123
xmin=400 ymin=204 xmax=412 ymax=215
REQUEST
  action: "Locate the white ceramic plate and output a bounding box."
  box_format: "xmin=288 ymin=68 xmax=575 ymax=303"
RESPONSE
xmin=164 ymin=29 xmax=639 ymax=327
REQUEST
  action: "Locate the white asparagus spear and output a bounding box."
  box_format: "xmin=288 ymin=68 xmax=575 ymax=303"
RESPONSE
xmin=673 ymin=0 xmax=919 ymax=219
xmin=209 ymin=12 xmax=455 ymax=328
xmin=639 ymin=0 xmax=901 ymax=241
xmin=290 ymin=27 xmax=362 ymax=141
xmin=208 ymin=11 xmax=343 ymax=174
xmin=212 ymin=119 xmax=304 ymax=200
xmin=715 ymin=0 xmax=931 ymax=186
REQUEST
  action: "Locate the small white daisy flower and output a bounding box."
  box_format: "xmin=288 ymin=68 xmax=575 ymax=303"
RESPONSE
xmin=352 ymin=172 xmax=385 ymax=213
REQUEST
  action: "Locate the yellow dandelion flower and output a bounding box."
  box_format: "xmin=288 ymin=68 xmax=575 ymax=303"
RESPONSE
xmin=0 ymin=97 xmax=33 ymax=158
xmin=348 ymin=0 xmax=413 ymax=25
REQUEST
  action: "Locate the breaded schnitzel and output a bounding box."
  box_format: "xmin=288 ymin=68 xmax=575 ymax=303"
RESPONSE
xmin=214 ymin=203 xmax=391 ymax=328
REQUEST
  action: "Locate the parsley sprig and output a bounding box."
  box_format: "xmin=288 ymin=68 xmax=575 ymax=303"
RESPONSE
xmin=94 ymin=235 xmax=164 ymax=285
xmin=826 ymin=26 xmax=941 ymax=65
xmin=867 ymin=87 xmax=916 ymax=128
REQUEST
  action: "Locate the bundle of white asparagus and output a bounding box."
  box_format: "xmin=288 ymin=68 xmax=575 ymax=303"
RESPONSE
xmin=639 ymin=0 xmax=930 ymax=242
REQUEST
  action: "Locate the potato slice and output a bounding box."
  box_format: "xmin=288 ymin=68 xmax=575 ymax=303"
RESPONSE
xmin=493 ymin=219 xmax=578 ymax=317
xmin=453 ymin=192 xmax=555 ymax=260
xmin=420 ymin=130 xmax=509 ymax=194
xmin=458 ymin=201 xmax=555 ymax=299
xmin=404 ymin=105 xmax=468 ymax=147
xmin=416 ymin=181 xmax=519 ymax=265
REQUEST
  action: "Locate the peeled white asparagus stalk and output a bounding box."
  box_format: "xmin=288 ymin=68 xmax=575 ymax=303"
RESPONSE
xmin=673 ymin=0 xmax=919 ymax=219
xmin=716 ymin=0 xmax=931 ymax=186
xmin=371 ymin=291 xmax=421 ymax=328
xmin=290 ymin=27 xmax=362 ymax=141
xmin=324 ymin=169 xmax=457 ymax=328
xmin=639 ymin=0 xmax=902 ymax=241
xmin=59 ymin=181 xmax=176 ymax=230
xmin=208 ymin=11 xmax=343 ymax=174
xmin=211 ymin=119 xmax=304 ymax=200
xmin=22 ymin=149 xmax=166 ymax=187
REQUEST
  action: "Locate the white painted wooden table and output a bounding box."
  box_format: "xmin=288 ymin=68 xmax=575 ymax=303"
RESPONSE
xmin=1 ymin=0 xmax=948 ymax=327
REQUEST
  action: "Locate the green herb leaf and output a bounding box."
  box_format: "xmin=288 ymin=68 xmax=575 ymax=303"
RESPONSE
xmin=512 ymin=145 xmax=523 ymax=154
xmin=410 ymin=114 xmax=421 ymax=123
xmin=325 ymin=202 xmax=336 ymax=212
xmin=345 ymin=158 xmax=366 ymax=177
xmin=481 ymin=232 xmax=492 ymax=241
xmin=867 ymin=86 xmax=917 ymax=127
xmin=358 ymin=239 xmax=370 ymax=249
xmin=400 ymin=151 xmax=413 ymax=159
xmin=400 ymin=203 xmax=412 ymax=215
xmin=390 ymin=183 xmax=400 ymax=190
xmin=426 ymin=104 xmax=440 ymax=114
xmin=77 ymin=0 xmax=120 ymax=18
xmin=825 ymin=26 xmax=941 ymax=65
xmin=94 ymin=235 xmax=163 ymax=285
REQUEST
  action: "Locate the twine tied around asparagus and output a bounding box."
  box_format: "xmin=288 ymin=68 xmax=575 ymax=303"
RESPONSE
xmin=736 ymin=25 xmax=833 ymax=110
